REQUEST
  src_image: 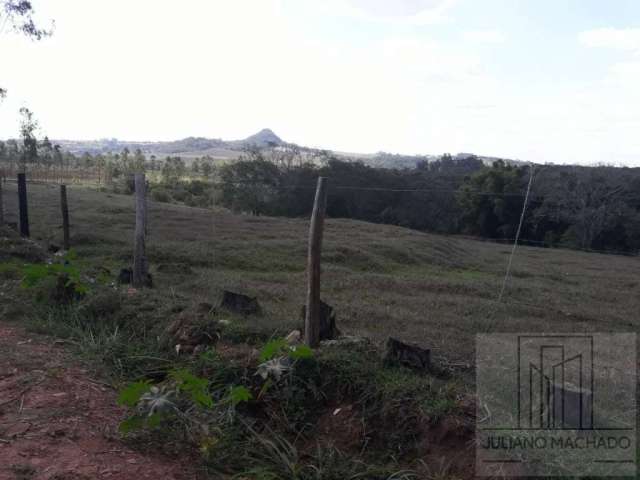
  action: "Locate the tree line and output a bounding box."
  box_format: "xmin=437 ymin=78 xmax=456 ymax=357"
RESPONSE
xmin=2 ymin=122 xmax=640 ymax=254
xmin=215 ymin=149 xmax=640 ymax=254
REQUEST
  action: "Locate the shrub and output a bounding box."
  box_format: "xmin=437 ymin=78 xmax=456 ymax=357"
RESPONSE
xmin=77 ymin=289 xmax=122 ymax=320
xmin=117 ymin=366 xmax=252 ymax=434
xmin=151 ymin=188 xmax=172 ymax=203
xmin=170 ymin=188 xmax=189 ymax=202
xmin=21 ymin=252 xmax=89 ymax=304
xmin=186 ymin=180 xmax=208 ymax=196
xmin=185 ymin=194 xmax=200 ymax=207
xmin=0 ymin=261 xmax=20 ymax=280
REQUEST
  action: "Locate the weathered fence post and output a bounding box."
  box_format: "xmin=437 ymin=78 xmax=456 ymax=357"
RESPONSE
xmin=60 ymin=184 xmax=70 ymax=250
xmin=17 ymin=173 xmax=29 ymax=237
xmin=132 ymin=173 xmax=148 ymax=288
xmin=0 ymin=174 xmax=4 ymax=226
xmin=304 ymin=176 xmax=328 ymax=348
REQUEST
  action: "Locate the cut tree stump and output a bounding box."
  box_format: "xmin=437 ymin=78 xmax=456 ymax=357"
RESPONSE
xmin=219 ymin=290 xmax=262 ymax=315
xmin=117 ymin=268 xmax=132 ymax=284
xmin=118 ymin=267 xmax=152 ymax=287
xmin=301 ymin=300 xmax=339 ymax=341
xmin=384 ymin=337 xmax=431 ymax=371
xmin=164 ymin=302 xmax=220 ymax=355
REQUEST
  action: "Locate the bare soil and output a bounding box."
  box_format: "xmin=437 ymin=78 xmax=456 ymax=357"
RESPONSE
xmin=0 ymin=323 xmax=196 ymax=480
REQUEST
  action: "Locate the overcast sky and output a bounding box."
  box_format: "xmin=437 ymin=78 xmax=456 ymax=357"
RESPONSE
xmin=1 ymin=0 xmax=640 ymax=165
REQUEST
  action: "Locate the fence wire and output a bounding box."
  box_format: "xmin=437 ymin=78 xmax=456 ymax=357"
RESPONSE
xmin=1 ymin=177 xmax=638 ymax=336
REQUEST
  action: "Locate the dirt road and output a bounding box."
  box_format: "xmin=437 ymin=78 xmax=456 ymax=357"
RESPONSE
xmin=0 ymin=323 xmax=196 ymax=480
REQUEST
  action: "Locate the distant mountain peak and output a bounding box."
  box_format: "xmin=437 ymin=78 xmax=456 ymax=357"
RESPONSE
xmin=242 ymin=128 xmax=283 ymax=147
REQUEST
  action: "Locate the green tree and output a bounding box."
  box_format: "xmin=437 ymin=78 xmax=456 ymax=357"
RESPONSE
xmin=201 ymin=161 xmax=213 ymax=178
xmin=53 ymin=144 xmax=63 ymax=180
xmin=1 ymin=1 xmax=53 ymax=99
xmin=457 ymin=161 xmax=530 ymax=238
xmin=18 ymin=106 xmax=38 ymax=172
xmin=95 ymin=154 xmax=106 ymax=183
xmin=1 ymin=1 xmax=52 ymax=39
xmin=218 ymin=159 xmax=281 ymax=215
xmin=161 ymin=156 xmax=186 ymax=185
xmin=133 ymin=148 xmax=146 ymax=172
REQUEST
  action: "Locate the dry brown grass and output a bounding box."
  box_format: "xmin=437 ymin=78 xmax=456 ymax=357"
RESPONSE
xmin=2 ymin=181 xmax=638 ymax=364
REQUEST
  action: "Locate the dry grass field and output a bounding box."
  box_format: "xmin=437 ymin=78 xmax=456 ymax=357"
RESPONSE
xmin=3 ymin=181 xmax=638 ymax=365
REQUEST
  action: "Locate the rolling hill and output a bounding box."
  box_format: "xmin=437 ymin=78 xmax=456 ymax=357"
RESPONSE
xmin=51 ymin=129 xmax=521 ymax=168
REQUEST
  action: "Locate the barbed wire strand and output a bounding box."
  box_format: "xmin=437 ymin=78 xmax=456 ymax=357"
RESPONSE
xmin=3 ymin=177 xmax=638 ymax=330
xmin=5 ymin=176 xmax=640 ymax=257
xmin=3 ymin=177 xmax=544 ymax=199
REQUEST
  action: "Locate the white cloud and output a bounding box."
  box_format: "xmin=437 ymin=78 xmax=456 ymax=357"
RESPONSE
xmin=462 ymin=30 xmax=506 ymax=44
xmin=380 ymin=36 xmax=486 ymax=82
xmin=609 ymin=61 xmax=640 ymax=79
xmin=579 ymin=27 xmax=640 ymax=53
xmin=324 ymin=0 xmax=456 ymax=25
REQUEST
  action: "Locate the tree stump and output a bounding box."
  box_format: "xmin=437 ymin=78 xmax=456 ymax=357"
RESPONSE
xmin=384 ymin=337 xmax=431 ymax=371
xmin=164 ymin=302 xmax=220 ymax=355
xmin=301 ymin=300 xmax=339 ymax=341
xmin=117 ymin=268 xmax=132 ymax=284
xmin=118 ymin=267 xmax=151 ymax=287
xmin=219 ymin=290 xmax=262 ymax=315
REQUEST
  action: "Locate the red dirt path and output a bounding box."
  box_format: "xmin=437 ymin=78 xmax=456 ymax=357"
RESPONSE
xmin=0 ymin=323 xmax=197 ymax=480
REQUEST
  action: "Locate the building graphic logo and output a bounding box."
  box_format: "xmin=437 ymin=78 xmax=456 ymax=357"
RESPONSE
xmin=476 ymin=333 xmax=636 ymax=477
xmin=518 ymin=335 xmax=593 ymax=431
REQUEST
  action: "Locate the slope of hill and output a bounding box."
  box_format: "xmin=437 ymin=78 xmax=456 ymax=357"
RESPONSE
xmin=1 ymin=183 xmax=637 ymax=478
xmin=2 ymin=183 xmax=636 ymax=364
xmin=230 ymin=128 xmax=283 ymax=148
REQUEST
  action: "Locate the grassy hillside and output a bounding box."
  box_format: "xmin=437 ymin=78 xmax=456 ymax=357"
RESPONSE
xmin=2 ymin=181 xmax=639 ymax=478
xmin=2 ymin=182 xmax=637 ymax=365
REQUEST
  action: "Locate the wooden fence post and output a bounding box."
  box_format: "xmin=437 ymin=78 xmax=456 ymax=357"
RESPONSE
xmin=132 ymin=173 xmax=148 ymax=288
xmin=60 ymin=184 xmax=70 ymax=250
xmin=17 ymin=173 xmax=29 ymax=237
xmin=304 ymin=176 xmax=328 ymax=348
xmin=0 ymin=174 xmax=4 ymax=226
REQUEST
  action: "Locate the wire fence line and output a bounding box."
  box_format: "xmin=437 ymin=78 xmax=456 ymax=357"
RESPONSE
xmin=202 ymin=181 xmax=545 ymax=199
xmin=2 ymin=176 xmax=638 ymax=258
xmin=0 ymin=179 xmax=638 ymax=334
xmin=2 ymin=175 xmax=543 ymax=198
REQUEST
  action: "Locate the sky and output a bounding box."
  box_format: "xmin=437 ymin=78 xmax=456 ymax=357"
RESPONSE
xmin=1 ymin=0 xmax=640 ymax=165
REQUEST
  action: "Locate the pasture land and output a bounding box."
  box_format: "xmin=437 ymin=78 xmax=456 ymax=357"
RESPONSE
xmin=2 ymin=181 xmax=640 ymax=478
xmin=2 ymin=181 xmax=637 ymax=365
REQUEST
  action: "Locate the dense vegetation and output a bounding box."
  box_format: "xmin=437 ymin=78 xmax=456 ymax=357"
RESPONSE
xmin=215 ymin=153 xmax=640 ymax=253
xmin=2 ymin=131 xmax=640 ymax=254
